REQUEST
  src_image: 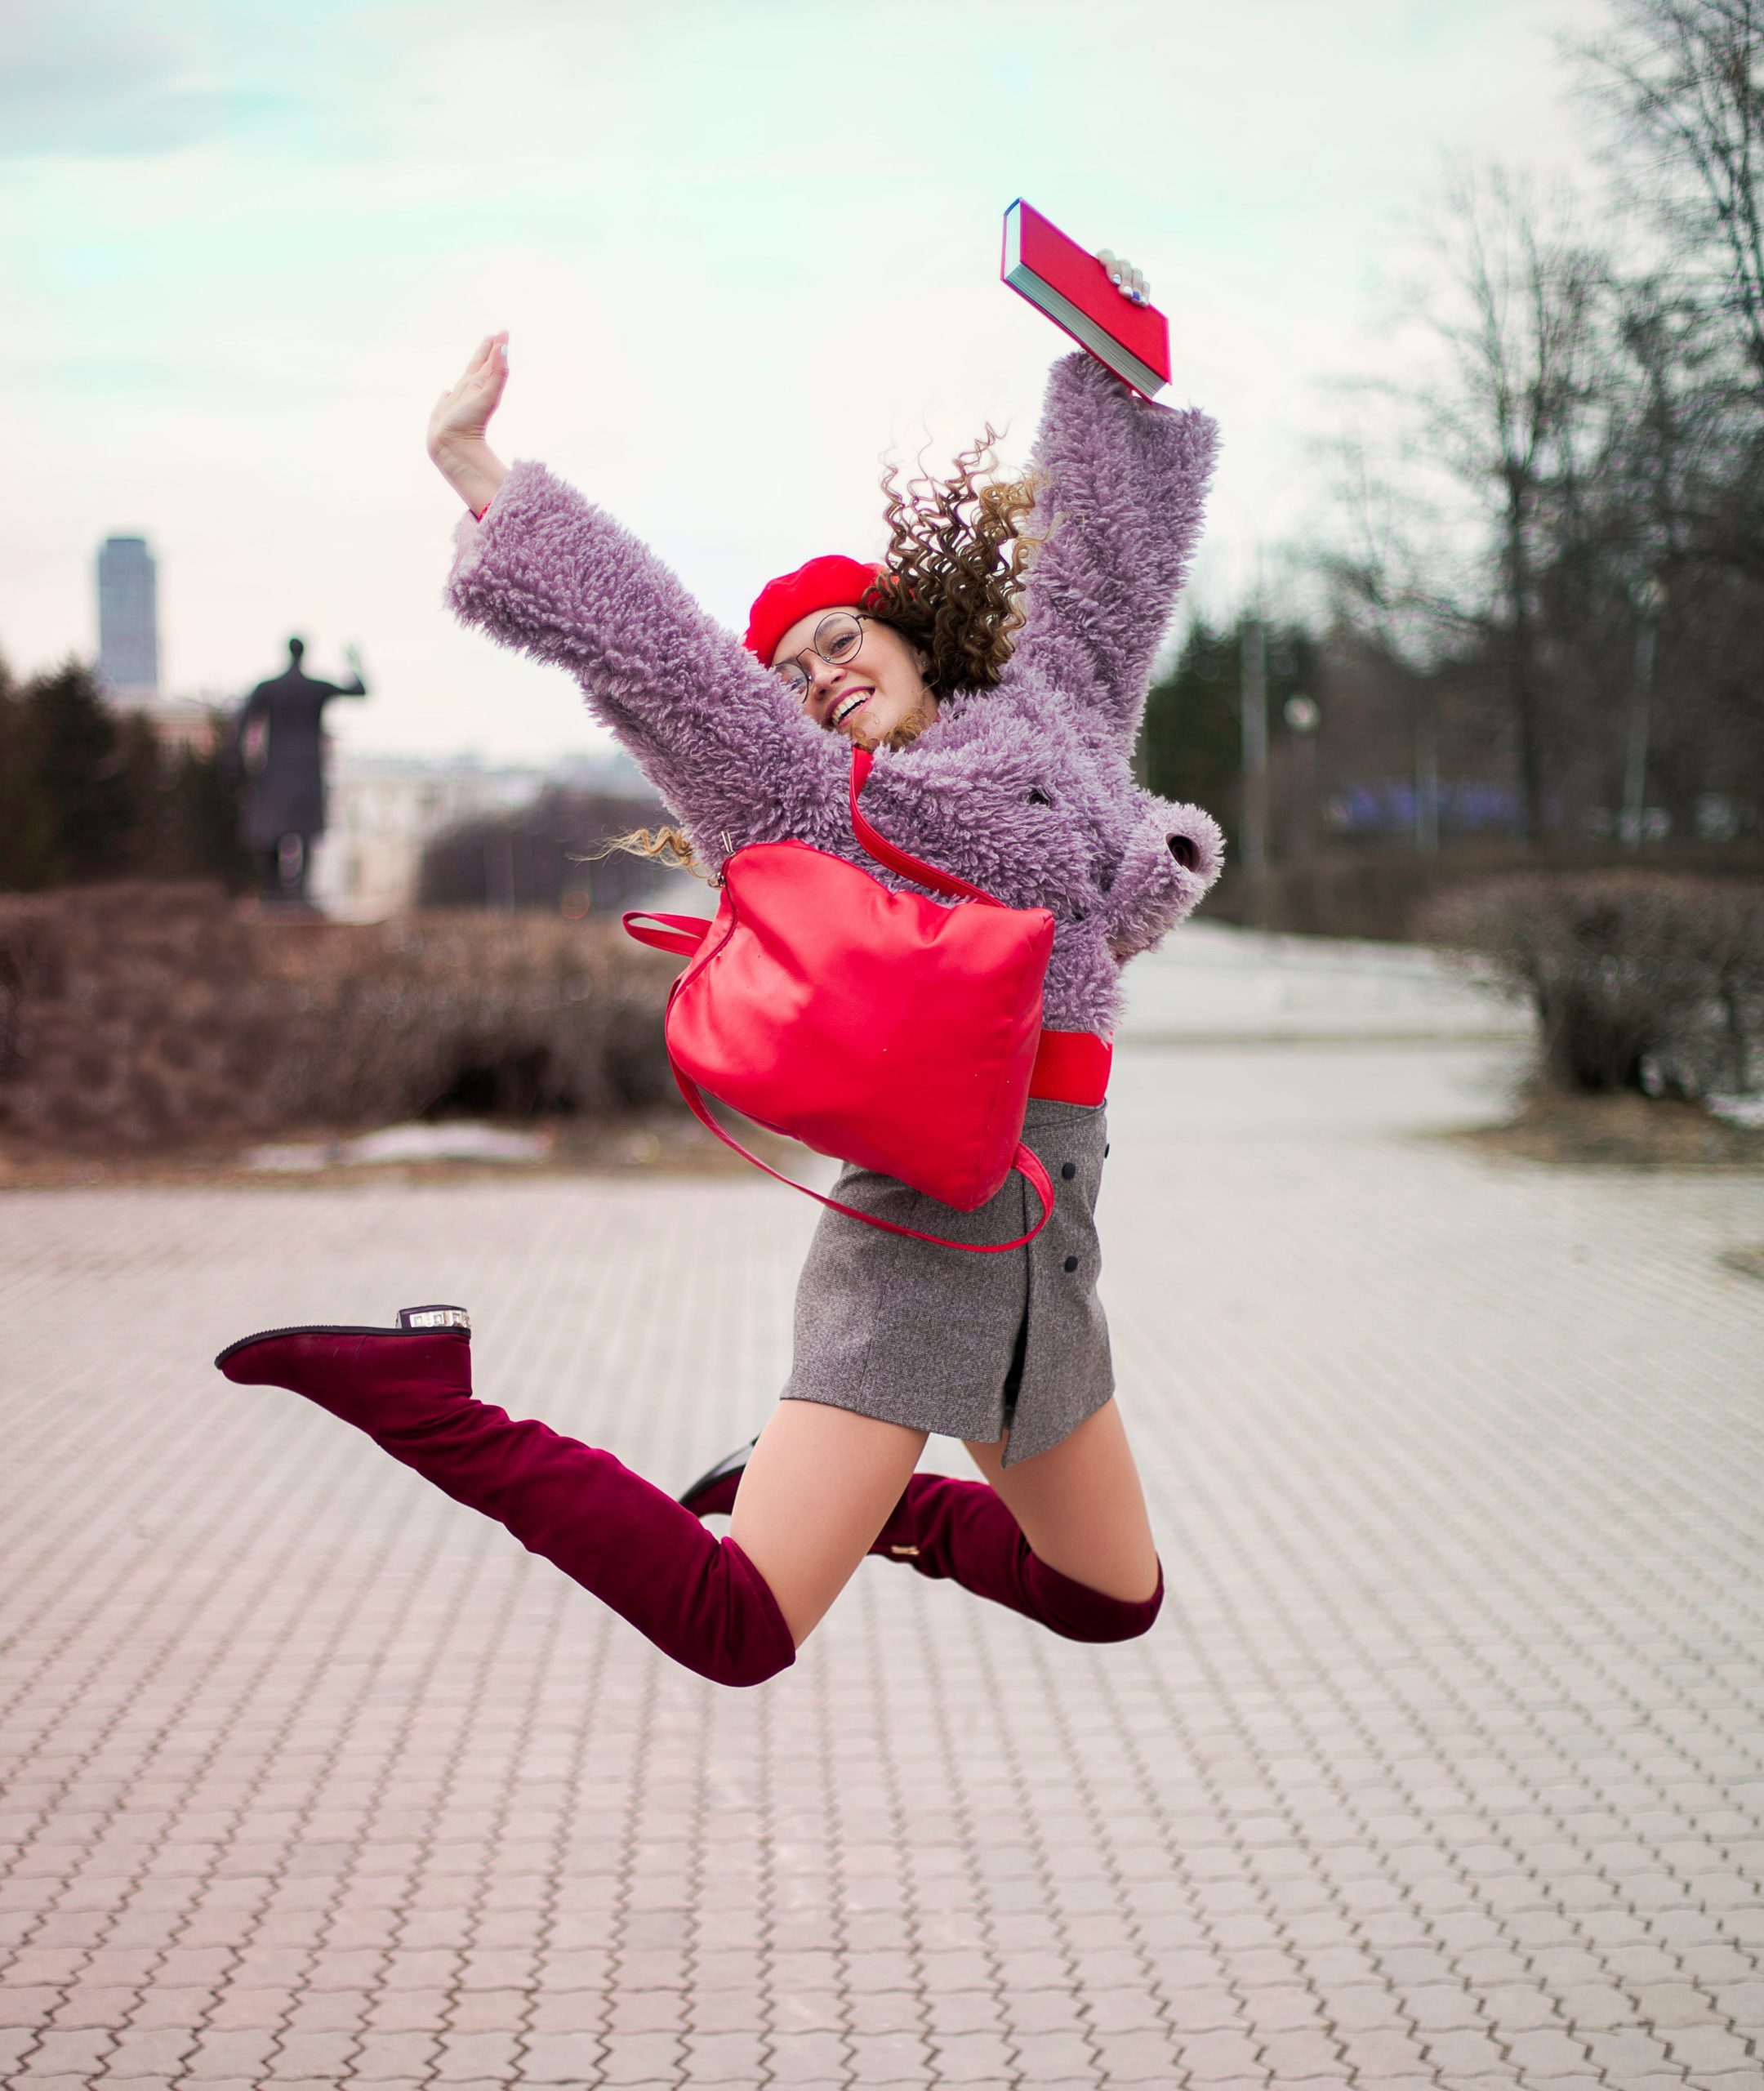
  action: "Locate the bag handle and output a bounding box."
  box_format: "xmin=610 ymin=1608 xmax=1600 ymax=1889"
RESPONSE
xmin=848 ymin=747 xmax=1004 ymax=906
xmin=624 ymin=911 xmax=711 ymax=959
xmin=672 ymin=1064 xmax=1054 ymax=1254
xmin=622 ymin=753 xmax=1000 ymax=924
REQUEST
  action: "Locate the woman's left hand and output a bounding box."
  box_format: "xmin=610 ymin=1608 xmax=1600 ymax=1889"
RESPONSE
xmin=1094 ymin=248 xmax=1150 ymax=305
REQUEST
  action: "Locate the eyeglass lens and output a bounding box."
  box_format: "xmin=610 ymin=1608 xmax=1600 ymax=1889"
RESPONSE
xmin=777 ymin=613 xmax=864 ymax=698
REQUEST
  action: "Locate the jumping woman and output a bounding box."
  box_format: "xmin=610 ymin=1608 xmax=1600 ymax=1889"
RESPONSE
xmin=216 ymin=256 xmax=1223 ymax=1688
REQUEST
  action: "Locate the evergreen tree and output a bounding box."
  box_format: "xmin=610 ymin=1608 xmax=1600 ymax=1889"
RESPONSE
xmin=168 ymin=742 xmax=252 ymax=885
xmin=27 ymin=659 xmax=140 ymax=881
xmin=0 ymin=655 xmax=248 ymax=892
xmin=0 ymin=658 xmax=62 ymax=889
xmin=1138 ymin=617 xmax=1319 ymax=855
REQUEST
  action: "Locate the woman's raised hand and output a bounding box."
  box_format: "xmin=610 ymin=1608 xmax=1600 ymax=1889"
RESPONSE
xmin=428 ymin=332 xmax=511 ymax=517
xmin=1094 ymin=250 xmax=1149 ymax=306
xmin=429 ymin=332 xmax=509 ymax=457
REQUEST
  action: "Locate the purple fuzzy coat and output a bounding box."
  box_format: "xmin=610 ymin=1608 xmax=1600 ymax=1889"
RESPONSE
xmin=447 ymin=351 xmax=1223 ymax=1034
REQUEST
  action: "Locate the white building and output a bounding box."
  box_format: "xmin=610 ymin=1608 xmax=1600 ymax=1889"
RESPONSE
xmin=306 ymin=752 xmax=557 ymax=921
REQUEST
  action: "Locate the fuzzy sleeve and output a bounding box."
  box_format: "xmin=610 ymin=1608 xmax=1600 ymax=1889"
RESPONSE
xmin=1098 ymin=793 xmax=1227 ymax=963
xmin=1008 ymin=353 xmax=1218 ymax=747
xmin=446 ymin=461 xmax=846 ymax=869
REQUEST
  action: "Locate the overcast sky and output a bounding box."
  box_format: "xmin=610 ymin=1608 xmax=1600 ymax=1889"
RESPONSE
xmin=2 ymin=0 xmax=1610 ymax=764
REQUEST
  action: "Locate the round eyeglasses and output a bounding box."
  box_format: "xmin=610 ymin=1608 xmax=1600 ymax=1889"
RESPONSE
xmin=773 ymin=612 xmax=870 ymax=703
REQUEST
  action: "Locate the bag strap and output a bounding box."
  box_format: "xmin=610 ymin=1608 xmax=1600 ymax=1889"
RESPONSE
xmin=848 ymin=747 xmax=1004 ymax=906
xmin=621 ymin=754 xmax=1000 ymax=918
xmin=671 ymin=1064 xmax=1054 ymax=1254
xmin=623 ymin=911 xmax=711 ymax=959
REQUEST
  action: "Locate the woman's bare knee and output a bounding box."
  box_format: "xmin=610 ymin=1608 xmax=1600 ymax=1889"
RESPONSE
xmin=964 ymin=1401 xmax=1159 ymax=1603
xmin=731 ymin=1402 xmax=926 ymax=1646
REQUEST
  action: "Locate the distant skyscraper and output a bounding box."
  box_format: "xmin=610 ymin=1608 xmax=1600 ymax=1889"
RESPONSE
xmin=97 ymin=536 xmax=160 ymax=699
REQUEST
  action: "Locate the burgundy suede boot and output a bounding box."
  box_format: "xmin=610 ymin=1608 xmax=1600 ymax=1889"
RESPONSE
xmin=216 ymin=1309 xmax=795 ymax=1688
xmin=680 ymin=1439 xmax=1161 ymax=1644
xmin=870 ymin=1473 xmax=1164 ymax=1643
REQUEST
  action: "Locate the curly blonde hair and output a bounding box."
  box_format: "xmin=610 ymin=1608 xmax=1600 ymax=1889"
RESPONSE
xmin=603 ymin=433 xmax=1040 ymax=882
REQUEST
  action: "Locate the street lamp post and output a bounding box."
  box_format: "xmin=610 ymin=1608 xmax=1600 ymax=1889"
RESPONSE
xmin=1284 ymin=693 xmax=1320 ymax=858
xmin=1620 ymin=577 xmax=1664 ymax=849
xmin=1241 ymin=616 xmax=1268 ymax=884
xmin=1414 ymin=679 xmax=1440 ymax=857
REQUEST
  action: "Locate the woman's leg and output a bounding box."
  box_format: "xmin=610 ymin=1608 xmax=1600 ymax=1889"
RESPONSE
xmin=216 ymin=1318 xmax=911 ymax=1688
xmin=849 ymin=1400 xmax=1163 ymax=1643
xmin=730 ymin=1402 xmax=929 ymax=1643
xmin=686 ymin=1400 xmax=1163 ymax=1639
xmin=962 ymin=1399 xmax=1160 ymax=1603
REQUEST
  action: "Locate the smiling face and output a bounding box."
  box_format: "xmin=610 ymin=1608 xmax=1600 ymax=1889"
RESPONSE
xmin=771 ymin=607 xmax=938 ymax=748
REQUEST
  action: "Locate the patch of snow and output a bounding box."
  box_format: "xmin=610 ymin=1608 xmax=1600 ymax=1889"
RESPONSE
xmin=1708 ymin=1092 xmax=1764 ymax=1130
xmin=341 ymin=1122 xmax=553 ymax=1165
xmin=243 ymin=1143 xmax=333 ymax=1173
xmin=243 ymin=1122 xmax=552 ymax=1170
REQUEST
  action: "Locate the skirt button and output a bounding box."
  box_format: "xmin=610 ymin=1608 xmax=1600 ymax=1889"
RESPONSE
xmin=1061 ymin=1161 xmax=1076 ymax=1180
xmin=1063 ymin=1255 xmax=1079 ymax=1273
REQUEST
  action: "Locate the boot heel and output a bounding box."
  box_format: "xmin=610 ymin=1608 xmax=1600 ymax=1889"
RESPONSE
xmin=396 ymin=1305 xmax=471 ymax=1331
xmin=679 ymin=1436 xmax=758 ymax=1517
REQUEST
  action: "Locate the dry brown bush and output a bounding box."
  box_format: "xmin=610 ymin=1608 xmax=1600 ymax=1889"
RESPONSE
xmin=0 ymin=883 xmax=678 ymax=1156
xmin=1422 ymin=873 xmax=1764 ymax=1099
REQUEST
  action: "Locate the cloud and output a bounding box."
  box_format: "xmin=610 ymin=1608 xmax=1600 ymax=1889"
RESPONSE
xmin=0 ymin=8 xmax=230 ymax=157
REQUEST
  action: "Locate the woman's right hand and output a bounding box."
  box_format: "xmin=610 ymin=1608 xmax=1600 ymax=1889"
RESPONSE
xmin=428 ymin=332 xmax=511 ymax=515
xmin=430 ymin=331 xmax=509 ymax=454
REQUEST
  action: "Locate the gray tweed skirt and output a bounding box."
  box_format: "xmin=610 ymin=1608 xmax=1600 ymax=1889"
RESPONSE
xmin=781 ymin=1099 xmax=1112 ymax=1466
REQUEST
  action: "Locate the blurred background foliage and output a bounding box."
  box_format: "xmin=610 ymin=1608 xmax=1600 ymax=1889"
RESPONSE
xmin=1137 ymin=0 xmax=1764 ymax=901
xmin=0 ymin=885 xmax=676 ymax=1158
xmin=0 ymin=658 xmax=247 ymax=894
xmin=416 ymin=791 xmax=673 ymax=916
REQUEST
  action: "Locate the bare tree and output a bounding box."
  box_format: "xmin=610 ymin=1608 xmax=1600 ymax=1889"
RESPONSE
xmin=1575 ymin=0 xmax=1764 ymax=390
xmin=1573 ymin=2 xmax=1764 ymax=815
xmin=1307 ymin=11 xmax=1764 ymax=855
xmin=1325 ymin=167 xmax=1610 ymax=840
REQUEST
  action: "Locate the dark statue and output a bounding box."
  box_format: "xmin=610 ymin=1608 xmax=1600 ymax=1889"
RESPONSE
xmin=232 ymin=637 xmax=368 ymax=908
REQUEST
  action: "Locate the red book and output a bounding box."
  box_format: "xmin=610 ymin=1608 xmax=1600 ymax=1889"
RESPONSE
xmin=1000 ymin=199 xmax=1171 ymax=399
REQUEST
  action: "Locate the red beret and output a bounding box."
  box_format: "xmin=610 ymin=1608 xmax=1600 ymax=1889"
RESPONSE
xmin=744 ymin=554 xmax=885 ymax=667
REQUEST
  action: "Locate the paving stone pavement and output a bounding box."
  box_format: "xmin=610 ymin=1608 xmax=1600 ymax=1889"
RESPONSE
xmin=3 ymin=1038 xmax=1762 ymax=2090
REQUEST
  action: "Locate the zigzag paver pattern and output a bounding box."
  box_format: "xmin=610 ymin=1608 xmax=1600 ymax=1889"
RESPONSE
xmin=2 ymin=1041 xmax=1762 ymax=2089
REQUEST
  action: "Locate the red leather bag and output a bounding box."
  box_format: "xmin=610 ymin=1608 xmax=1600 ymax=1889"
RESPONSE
xmin=623 ymin=747 xmax=1057 ymax=1251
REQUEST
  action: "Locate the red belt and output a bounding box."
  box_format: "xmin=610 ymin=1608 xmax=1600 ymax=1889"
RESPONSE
xmin=1028 ymin=1028 xmax=1112 ymax=1106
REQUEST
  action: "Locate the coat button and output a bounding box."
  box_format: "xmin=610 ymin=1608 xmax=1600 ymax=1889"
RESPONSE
xmin=1063 ymin=1255 xmax=1079 ymax=1273
xmin=1061 ymin=1161 xmax=1076 ymax=1180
